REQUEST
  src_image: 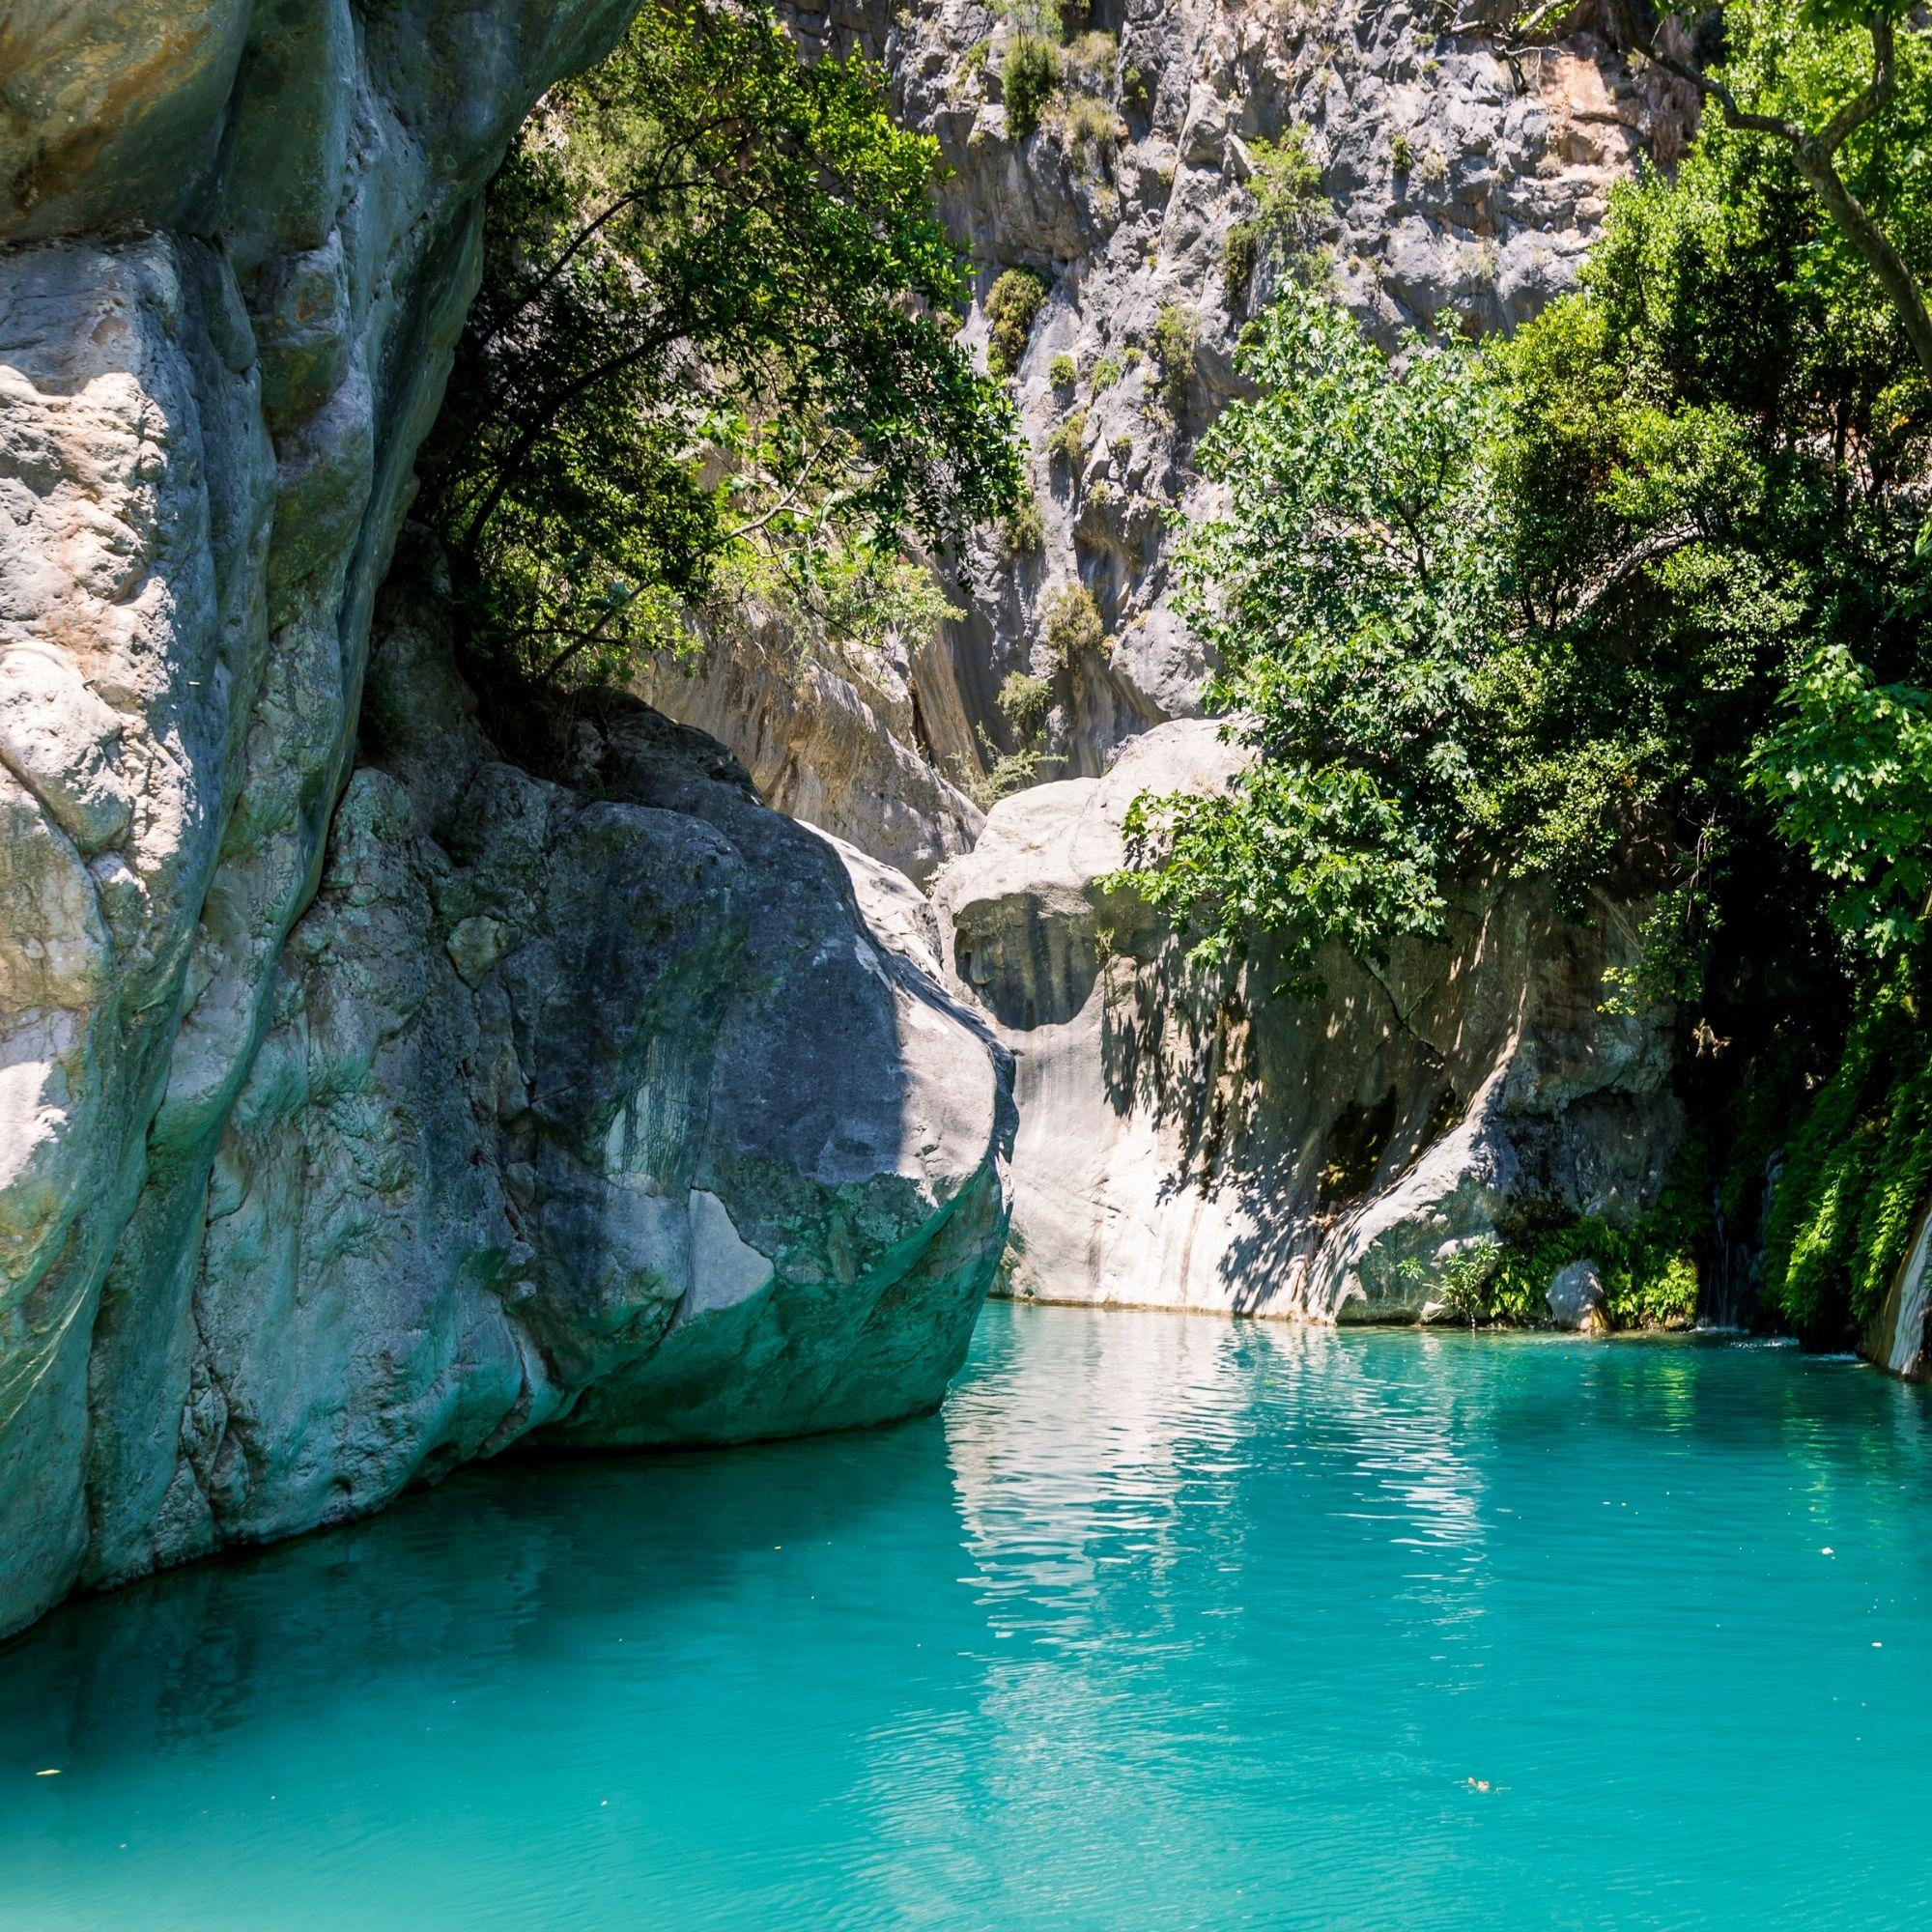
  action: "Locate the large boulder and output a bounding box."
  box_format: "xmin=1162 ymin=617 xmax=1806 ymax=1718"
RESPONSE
xmin=0 ymin=2 xmax=1010 ymax=1638
xmin=931 ymin=720 xmax=1680 ymax=1321
xmin=119 ymin=583 xmax=1011 ymax=1573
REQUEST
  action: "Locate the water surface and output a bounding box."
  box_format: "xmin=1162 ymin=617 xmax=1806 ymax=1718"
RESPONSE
xmin=4 ymin=1305 xmax=1930 ymax=1929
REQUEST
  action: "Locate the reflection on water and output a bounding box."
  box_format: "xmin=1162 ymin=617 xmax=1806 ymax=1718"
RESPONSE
xmin=4 ymin=1306 xmax=1932 ymax=1931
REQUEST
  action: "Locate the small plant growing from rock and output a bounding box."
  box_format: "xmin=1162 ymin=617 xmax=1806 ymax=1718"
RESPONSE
xmin=1002 ymin=491 xmax=1045 ymax=555
xmin=1040 ymin=582 xmax=1104 ymax=668
xmin=1121 ymin=63 xmax=1153 ymax=115
xmin=950 ymin=38 xmax=992 ymax=102
xmin=1390 ymin=130 xmax=1414 ymax=174
xmin=1435 ymin=1243 xmax=1501 ymax=1330
xmin=1151 ymin=302 xmax=1198 ymax=413
xmin=1064 ymin=30 xmax=1118 ymax=89
xmin=1050 ymin=353 xmax=1077 ymax=391
xmin=1247 ymin=128 xmax=1325 ymax=255
xmin=1110 ymin=431 xmax=1135 ymax=466
xmin=998 ymin=668 xmax=1054 ymax=741
xmin=1223 ymin=221 xmax=1260 ymax=303
xmin=1003 ymin=32 xmax=1060 ymax=139
xmin=1061 ymin=92 xmax=1118 ymax=167
xmin=1046 ymin=407 xmax=1088 ymax=468
xmin=966 ymin=733 xmax=1046 ymax=807
xmin=1092 ymin=353 xmax=1122 ymax=391
xmin=987 ymin=267 xmax=1049 ymax=377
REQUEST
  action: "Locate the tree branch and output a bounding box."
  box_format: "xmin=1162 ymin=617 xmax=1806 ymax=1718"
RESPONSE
xmin=1603 ymin=4 xmax=1932 ymax=386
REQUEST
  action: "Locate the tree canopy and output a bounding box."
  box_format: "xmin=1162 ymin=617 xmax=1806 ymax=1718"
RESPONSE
xmin=1122 ymin=0 xmax=1932 ymax=1338
xmin=419 ymin=0 xmax=1022 ymax=688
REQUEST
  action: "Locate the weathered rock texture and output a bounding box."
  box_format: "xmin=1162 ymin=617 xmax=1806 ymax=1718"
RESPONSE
xmin=640 ymin=0 xmax=1693 ymax=868
xmin=1866 ymin=1204 xmax=1932 ymax=1380
xmin=932 ymin=722 xmax=1680 ymax=1320
xmin=0 ymin=2 xmax=1009 ymax=1638
xmin=633 ymin=605 xmax=984 ymax=888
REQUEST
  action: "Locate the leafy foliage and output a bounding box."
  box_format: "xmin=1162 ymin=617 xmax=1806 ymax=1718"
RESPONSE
xmin=420 ymin=1 xmax=1020 ymax=688
xmin=1120 ymin=280 xmax=1512 ymax=987
xmin=1151 ymin=302 xmax=1199 ymax=413
xmin=1222 ymin=223 xmax=1260 ymax=302
xmin=1040 ymin=583 xmax=1105 ymax=668
xmin=1003 ymin=492 xmax=1045 ymax=556
xmin=1753 ymin=644 xmax=1932 ymax=956
xmin=999 ymin=668 xmax=1054 ymax=739
xmin=1238 ymin=126 xmax=1328 ymax=288
xmin=1760 ymin=950 xmax=1932 ymax=1338
xmin=987 ymin=267 xmax=1050 ymax=377
xmin=1045 ymin=407 xmax=1088 ymax=469
xmin=1002 ymin=33 xmax=1059 ymax=137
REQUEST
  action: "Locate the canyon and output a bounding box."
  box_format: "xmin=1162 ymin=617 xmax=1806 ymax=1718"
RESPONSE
xmin=2 ymin=0 xmax=1921 ymax=1646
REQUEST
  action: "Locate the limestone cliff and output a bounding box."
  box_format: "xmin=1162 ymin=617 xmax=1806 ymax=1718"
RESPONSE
xmin=641 ymin=0 xmax=1692 ymax=860
xmin=931 ymin=722 xmax=1681 ymax=1321
xmin=0 ymin=1 xmax=1011 ymax=1638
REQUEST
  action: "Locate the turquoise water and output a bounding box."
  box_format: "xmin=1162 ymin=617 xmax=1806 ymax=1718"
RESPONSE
xmin=5 ymin=1305 xmax=1932 ymax=1931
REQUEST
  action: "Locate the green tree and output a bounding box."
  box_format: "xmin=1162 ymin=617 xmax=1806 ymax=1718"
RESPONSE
xmin=1123 ymin=69 xmax=1932 ymax=996
xmin=1120 ymin=281 xmax=1517 ymax=987
xmin=420 ymin=1 xmax=1020 ymax=687
xmin=1595 ymin=0 xmax=1932 ymax=384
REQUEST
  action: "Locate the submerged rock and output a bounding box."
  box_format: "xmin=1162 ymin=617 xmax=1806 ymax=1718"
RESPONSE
xmin=931 ymin=721 xmax=1679 ymax=1323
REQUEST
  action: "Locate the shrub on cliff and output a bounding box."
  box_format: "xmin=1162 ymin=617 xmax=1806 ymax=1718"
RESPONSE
xmin=999 ymin=669 xmax=1054 ymax=741
xmin=1151 ymin=302 xmax=1198 ymax=414
xmin=1040 ymin=583 xmax=1104 ymax=668
xmin=987 ymin=268 xmax=1050 ymax=378
xmin=1002 ymin=34 xmax=1058 ymax=138
xmin=420 ymin=1 xmax=1020 ymax=689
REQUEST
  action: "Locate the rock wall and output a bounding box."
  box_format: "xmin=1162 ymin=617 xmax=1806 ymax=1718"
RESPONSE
xmin=632 ymin=606 xmax=984 ymax=888
xmin=640 ymin=0 xmax=1692 ymax=867
xmin=931 ymin=723 xmax=1680 ymax=1320
xmin=0 ymin=3 xmax=1011 ymax=1638
xmin=1866 ymin=1203 xmax=1932 ymax=1380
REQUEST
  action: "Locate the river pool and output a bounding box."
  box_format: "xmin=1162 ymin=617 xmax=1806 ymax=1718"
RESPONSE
xmin=4 ymin=1302 xmax=1930 ymax=1930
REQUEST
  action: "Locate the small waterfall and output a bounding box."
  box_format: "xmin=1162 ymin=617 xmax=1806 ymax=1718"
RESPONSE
xmin=1702 ymin=1154 xmax=1781 ymax=1330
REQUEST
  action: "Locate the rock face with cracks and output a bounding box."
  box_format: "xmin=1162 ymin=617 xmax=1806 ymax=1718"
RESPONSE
xmin=0 ymin=2 xmax=1011 ymax=1639
xmin=931 ymin=722 xmax=1679 ymax=1321
xmin=639 ymin=0 xmax=1696 ymax=867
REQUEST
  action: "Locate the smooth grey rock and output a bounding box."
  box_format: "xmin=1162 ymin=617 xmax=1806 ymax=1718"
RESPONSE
xmin=1547 ymin=1259 xmax=1608 ymax=1331
xmin=931 ymin=720 xmax=1681 ymax=1323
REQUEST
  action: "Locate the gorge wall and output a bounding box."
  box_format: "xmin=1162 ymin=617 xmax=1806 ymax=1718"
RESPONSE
xmin=645 ymin=0 xmax=1694 ymax=840
xmin=640 ymin=1 xmax=1697 ymax=1327
xmin=930 ymin=722 xmax=1679 ymax=1321
xmin=0 ymin=0 xmax=1011 ymax=1639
